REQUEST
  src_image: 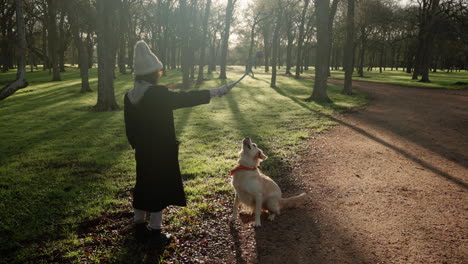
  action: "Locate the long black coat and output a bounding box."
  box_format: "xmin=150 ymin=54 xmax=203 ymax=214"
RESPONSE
xmin=124 ymin=85 xmax=210 ymax=212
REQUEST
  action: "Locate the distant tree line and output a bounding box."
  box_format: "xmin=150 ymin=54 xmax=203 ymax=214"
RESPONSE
xmin=0 ymin=0 xmax=239 ymax=107
xmin=0 ymin=0 xmax=467 ymax=105
xmin=235 ymin=0 xmax=467 ymax=79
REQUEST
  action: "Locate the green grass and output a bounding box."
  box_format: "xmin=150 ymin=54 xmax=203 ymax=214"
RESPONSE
xmin=0 ymin=67 xmax=366 ymax=263
xmin=300 ymin=67 xmax=468 ymax=89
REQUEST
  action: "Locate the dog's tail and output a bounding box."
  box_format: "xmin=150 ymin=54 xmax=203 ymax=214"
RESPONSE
xmin=280 ymin=193 xmax=307 ymax=209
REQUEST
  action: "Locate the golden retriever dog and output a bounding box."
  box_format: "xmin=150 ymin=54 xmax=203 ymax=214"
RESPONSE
xmin=229 ymin=137 xmax=307 ymax=227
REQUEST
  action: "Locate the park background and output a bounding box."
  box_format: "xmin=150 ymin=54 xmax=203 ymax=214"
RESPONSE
xmin=1 ymin=0 xmax=467 ymax=263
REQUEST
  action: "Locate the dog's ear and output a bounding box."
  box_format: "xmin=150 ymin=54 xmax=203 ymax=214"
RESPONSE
xmin=258 ymin=149 xmax=268 ymax=160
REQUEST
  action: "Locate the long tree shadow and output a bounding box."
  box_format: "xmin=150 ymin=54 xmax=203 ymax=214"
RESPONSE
xmin=225 ymin=92 xmax=373 ymax=264
xmin=346 ymin=81 xmax=468 ymax=169
xmin=0 ymin=89 xmax=133 ymax=262
xmin=246 ymin=71 xmax=468 ymax=173
xmin=270 ymin=84 xmax=468 ymax=190
xmin=297 ymin=75 xmax=468 ymax=170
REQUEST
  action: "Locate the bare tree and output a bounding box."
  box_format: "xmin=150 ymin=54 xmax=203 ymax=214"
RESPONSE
xmin=47 ymin=0 xmax=61 ymax=81
xmin=65 ymin=0 xmax=92 ymax=93
xmin=307 ymin=0 xmax=331 ymax=102
xmin=412 ymin=0 xmax=440 ymax=82
xmin=197 ymin=0 xmax=212 ymax=84
xmin=0 ymin=0 xmax=28 ymax=101
xmin=219 ymin=0 xmax=236 ymax=79
xmin=179 ymin=0 xmax=191 ymax=88
xmin=270 ymin=1 xmax=283 ymax=88
xmin=343 ymin=0 xmax=355 ymax=95
xmin=295 ymin=0 xmax=309 ymax=78
xmin=94 ymin=0 xmax=119 ymax=111
xmin=245 ymin=5 xmax=264 ymax=73
xmin=118 ymin=0 xmax=128 ymax=75
xmin=327 ymin=0 xmax=340 ymax=76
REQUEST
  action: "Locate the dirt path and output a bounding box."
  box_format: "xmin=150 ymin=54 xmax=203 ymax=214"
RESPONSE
xmin=225 ymin=80 xmax=468 ymax=264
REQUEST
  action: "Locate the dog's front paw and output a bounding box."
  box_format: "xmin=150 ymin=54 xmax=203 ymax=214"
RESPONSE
xmin=268 ymin=214 xmax=276 ymax=221
xmin=254 ymin=221 xmax=262 ymax=227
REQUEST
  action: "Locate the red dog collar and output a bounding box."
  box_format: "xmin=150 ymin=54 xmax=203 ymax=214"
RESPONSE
xmin=230 ymin=165 xmax=257 ymax=175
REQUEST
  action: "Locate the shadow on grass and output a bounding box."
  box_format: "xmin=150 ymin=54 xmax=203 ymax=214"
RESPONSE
xmin=223 ymin=85 xmax=373 ymax=263
xmin=0 ymin=85 xmax=132 ymax=262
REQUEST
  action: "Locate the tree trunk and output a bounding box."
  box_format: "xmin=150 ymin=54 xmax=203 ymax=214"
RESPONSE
xmin=118 ymin=1 xmax=127 ymax=74
xmin=295 ymin=0 xmax=309 ymax=79
xmin=208 ymin=31 xmax=216 ymax=73
xmin=343 ymin=0 xmax=354 ymax=95
xmin=405 ymin=44 xmax=413 ymax=73
xmin=67 ymin=3 xmax=91 ymax=93
xmin=94 ymin=0 xmax=119 ymax=111
xmin=246 ymin=18 xmax=257 ymax=72
xmin=86 ymin=33 xmax=94 ymax=68
xmin=327 ymin=0 xmax=339 ymax=77
xmin=77 ymin=35 xmax=91 ymax=93
xmin=170 ymin=35 xmax=177 ymax=70
xmin=262 ymin=24 xmax=271 ymax=72
xmin=219 ymin=0 xmax=235 ymax=79
xmin=58 ymin=12 xmax=66 ymax=72
xmin=47 ymin=0 xmax=61 ymax=81
xmin=412 ymin=37 xmax=423 ymax=79
xmin=179 ymin=0 xmax=191 ymax=87
xmin=0 ymin=0 xmax=28 ymax=101
xmin=285 ymin=19 xmax=294 ymax=75
xmin=127 ymin=25 xmax=135 ymax=72
xmin=270 ymin=7 xmax=282 ymax=88
xmin=412 ymin=0 xmax=440 ymax=82
xmin=197 ymin=0 xmax=211 ymax=84
xmin=41 ymin=15 xmax=48 ymax=70
xmin=308 ymin=0 xmax=331 ymax=102
xmin=379 ymin=42 xmax=384 ymax=73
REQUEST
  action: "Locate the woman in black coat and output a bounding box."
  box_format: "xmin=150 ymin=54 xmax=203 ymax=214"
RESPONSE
xmin=124 ymin=41 xmax=231 ymax=245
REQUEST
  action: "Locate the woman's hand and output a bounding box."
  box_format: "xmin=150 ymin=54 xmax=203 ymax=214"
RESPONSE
xmin=209 ymin=85 xmax=232 ymax=98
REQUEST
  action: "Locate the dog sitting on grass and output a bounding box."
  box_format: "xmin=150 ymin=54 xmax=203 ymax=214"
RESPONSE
xmin=229 ymin=137 xmax=307 ymax=227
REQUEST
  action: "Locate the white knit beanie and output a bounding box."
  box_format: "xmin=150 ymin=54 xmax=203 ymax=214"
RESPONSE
xmin=133 ymin=40 xmax=163 ymax=76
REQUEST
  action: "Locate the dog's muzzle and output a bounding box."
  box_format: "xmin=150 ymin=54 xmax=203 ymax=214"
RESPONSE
xmin=243 ymin=137 xmax=251 ymax=150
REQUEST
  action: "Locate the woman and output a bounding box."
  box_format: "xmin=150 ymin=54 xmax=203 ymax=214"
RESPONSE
xmin=124 ymin=40 xmax=231 ymax=246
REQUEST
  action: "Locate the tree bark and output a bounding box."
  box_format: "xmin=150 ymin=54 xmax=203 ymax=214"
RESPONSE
xmin=94 ymin=0 xmax=119 ymax=111
xmin=270 ymin=6 xmax=283 ymax=88
xmin=47 ymin=0 xmax=61 ymax=81
xmin=285 ymin=17 xmax=294 ymax=75
xmin=412 ymin=0 xmax=440 ymax=82
xmin=58 ymin=12 xmax=66 ymax=72
xmin=262 ymin=23 xmax=271 ymax=72
xmin=86 ymin=33 xmax=94 ymax=68
xmin=197 ymin=0 xmax=211 ymax=84
xmin=179 ymin=0 xmax=191 ymax=87
xmin=295 ymin=0 xmax=309 ymax=79
xmin=219 ymin=0 xmax=235 ymax=79
xmin=41 ymin=13 xmax=48 ymax=71
xmin=0 ymin=0 xmax=28 ymax=101
xmin=208 ymin=30 xmax=216 ymax=73
xmin=66 ymin=1 xmax=91 ymax=93
xmin=246 ymin=15 xmax=259 ymax=73
xmin=327 ymin=0 xmax=340 ymax=77
xmin=343 ymin=0 xmax=354 ymax=95
xmin=308 ymin=0 xmax=331 ymax=102
xmin=77 ymin=34 xmax=91 ymax=93
xmin=118 ymin=0 xmax=127 ymax=74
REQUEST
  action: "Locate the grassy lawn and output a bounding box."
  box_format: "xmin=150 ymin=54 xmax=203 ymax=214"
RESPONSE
xmin=0 ymin=67 xmax=366 ymax=263
xmin=300 ymin=67 xmax=468 ymax=89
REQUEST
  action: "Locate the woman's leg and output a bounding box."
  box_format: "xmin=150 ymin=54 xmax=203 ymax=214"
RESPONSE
xmin=134 ymin=208 xmax=146 ymax=224
xmin=148 ymin=211 xmax=162 ymax=230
